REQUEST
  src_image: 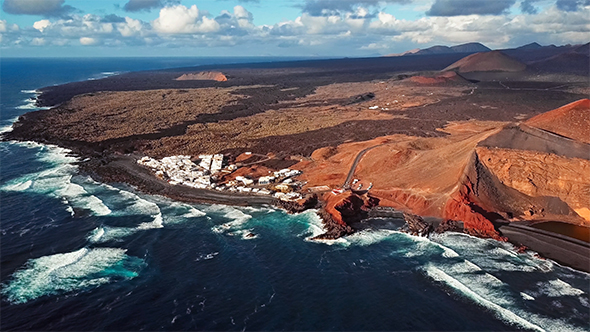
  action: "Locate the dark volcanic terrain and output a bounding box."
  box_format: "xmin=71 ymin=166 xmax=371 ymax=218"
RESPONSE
xmin=3 ymin=49 xmax=589 ymax=252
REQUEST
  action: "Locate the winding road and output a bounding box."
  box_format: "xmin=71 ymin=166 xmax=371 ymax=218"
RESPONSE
xmin=343 ymin=143 xmax=396 ymax=188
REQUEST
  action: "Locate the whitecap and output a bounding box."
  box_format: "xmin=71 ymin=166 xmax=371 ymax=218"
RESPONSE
xmin=341 ymin=229 xmax=397 ymax=247
xmin=2 ymin=179 xmax=32 ymax=191
xmin=536 ymin=279 xmax=585 ymax=297
xmin=57 ymin=183 xmax=112 ymax=216
xmin=0 ymin=117 xmax=19 ymax=134
xmin=87 ymin=226 xmax=137 ymax=244
xmin=0 ymin=144 xmax=115 ymax=217
xmin=21 ymin=89 xmax=39 ymax=94
xmin=97 ymin=184 xmax=161 ymax=217
xmin=521 ymin=292 xmax=535 ymax=301
xmin=2 ymin=247 xmax=144 ymax=304
xmin=208 ymin=205 xmax=253 ymax=235
xmin=195 ymin=252 xmax=219 ymax=261
xmin=228 ymin=229 xmax=259 ymax=240
xmin=424 ymin=265 xmax=545 ymax=331
xmin=138 ymin=213 xmax=164 ymax=230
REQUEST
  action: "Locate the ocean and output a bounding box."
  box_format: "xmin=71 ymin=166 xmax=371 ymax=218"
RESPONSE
xmin=1 ymin=57 xmax=589 ymax=331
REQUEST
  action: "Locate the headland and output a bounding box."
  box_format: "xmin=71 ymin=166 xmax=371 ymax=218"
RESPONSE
xmin=3 ymin=46 xmax=590 ymax=270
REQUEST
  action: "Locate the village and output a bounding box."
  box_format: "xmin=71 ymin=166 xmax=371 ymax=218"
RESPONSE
xmin=137 ymin=154 xmax=304 ymax=201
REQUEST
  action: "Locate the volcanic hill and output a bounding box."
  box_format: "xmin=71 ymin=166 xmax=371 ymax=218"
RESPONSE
xmin=525 ymin=99 xmax=590 ymax=144
xmin=175 ymin=71 xmax=228 ymax=81
xmin=444 ymin=51 xmax=527 ymax=73
xmin=297 ymin=99 xmax=590 ymax=238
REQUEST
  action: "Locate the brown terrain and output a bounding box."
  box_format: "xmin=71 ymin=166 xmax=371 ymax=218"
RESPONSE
xmin=175 ymin=71 xmax=228 ymax=81
xmin=408 ymin=71 xmax=470 ymax=85
xmin=525 ymin=99 xmax=590 ymax=143
xmin=4 ymin=48 xmax=590 ymax=246
xmin=296 ymin=99 xmax=590 ymax=239
xmin=443 ymin=50 xmax=527 ymax=73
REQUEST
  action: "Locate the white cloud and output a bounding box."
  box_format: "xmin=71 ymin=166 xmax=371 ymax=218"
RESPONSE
xmin=79 ymin=37 xmax=98 ymax=45
xmin=33 ymin=19 xmax=51 ymax=32
xmin=0 ymin=2 xmax=588 ymax=55
xmin=152 ymin=4 xmax=220 ymax=34
xmin=31 ymin=37 xmax=46 ymax=45
xmin=117 ymin=17 xmax=144 ymax=37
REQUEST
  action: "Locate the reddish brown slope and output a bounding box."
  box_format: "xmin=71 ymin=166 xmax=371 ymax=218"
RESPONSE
xmin=175 ymin=71 xmax=228 ymax=81
xmin=297 ymin=100 xmax=590 ymax=238
xmin=444 ymin=51 xmax=527 ymax=73
xmin=525 ymin=99 xmax=590 ymax=144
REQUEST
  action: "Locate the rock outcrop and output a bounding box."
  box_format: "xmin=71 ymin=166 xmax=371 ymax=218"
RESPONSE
xmin=313 ymin=191 xmax=379 ymax=240
xmin=302 ymin=99 xmax=590 ymax=239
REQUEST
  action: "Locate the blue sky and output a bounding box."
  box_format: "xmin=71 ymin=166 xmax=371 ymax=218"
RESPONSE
xmin=1 ymin=0 xmax=588 ymax=57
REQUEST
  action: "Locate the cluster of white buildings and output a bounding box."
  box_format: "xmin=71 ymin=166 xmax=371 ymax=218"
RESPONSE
xmin=137 ymin=155 xmax=215 ymax=189
xmin=137 ymin=154 xmax=304 ymax=201
xmin=198 ymin=154 xmax=224 ymax=173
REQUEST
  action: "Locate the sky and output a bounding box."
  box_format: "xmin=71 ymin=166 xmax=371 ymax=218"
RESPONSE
xmin=0 ymin=0 xmax=588 ymax=57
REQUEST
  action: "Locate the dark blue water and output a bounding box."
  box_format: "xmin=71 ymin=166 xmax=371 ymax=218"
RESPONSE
xmin=1 ymin=58 xmax=589 ymax=331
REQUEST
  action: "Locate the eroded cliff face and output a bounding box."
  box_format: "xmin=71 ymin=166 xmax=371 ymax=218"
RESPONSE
xmin=296 ymin=100 xmax=590 ymax=239
xmin=313 ymin=191 xmax=379 ymax=240
xmin=476 ymin=147 xmax=590 ymax=223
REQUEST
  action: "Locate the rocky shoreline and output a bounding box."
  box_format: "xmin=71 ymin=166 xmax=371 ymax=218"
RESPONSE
xmin=3 ymin=54 xmax=589 ymax=274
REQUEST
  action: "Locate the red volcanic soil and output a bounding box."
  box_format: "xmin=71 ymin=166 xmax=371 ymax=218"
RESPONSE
xmin=408 ymin=71 xmax=469 ymax=84
xmin=175 ymin=71 xmax=228 ymax=82
xmin=298 ymin=105 xmax=590 ymax=238
xmin=221 ymin=164 xmax=274 ymax=182
xmin=444 ymin=51 xmax=527 ymax=73
xmin=317 ymin=191 xmax=379 ymax=239
xmin=525 ymin=99 xmax=590 ymax=144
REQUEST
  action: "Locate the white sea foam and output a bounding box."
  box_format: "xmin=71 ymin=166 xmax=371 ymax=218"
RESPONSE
xmin=536 ymin=279 xmax=585 ymax=297
xmin=209 ymin=205 xmax=253 ymax=234
xmin=159 ymin=200 xmax=207 ymax=224
xmin=421 ymin=231 xmax=589 ymax=332
xmin=2 ymin=180 xmax=32 ymax=191
xmin=21 ymin=89 xmax=39 ymax=94
xmin=57 ymin=183 xmax=112 ymax=216
xmin=228 ymin=229 xmax=259 ymax=240
xmin=431 ymin=232 xmax=541 ymax=272
xmin=88 ymin=226 xmax=138 ymax=244
xmin=0 ymin=144 xmax=117 ymax=217
xmin=342 ymin=229 xmax=397 ymax=247
xmin=138 ymin=212 xmax=164 ymax=230
xmin=195 ymin=252 xmax=219 ymax=261
xmin=424 ymin=265 xmax=545 ymax=331
xmin=1 ymin=247 xmax=143 ymax=304
xmin=0 ymin=117 xmax=19 ymax=134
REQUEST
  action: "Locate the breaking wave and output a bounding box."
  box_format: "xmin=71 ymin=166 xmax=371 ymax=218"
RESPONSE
xmin=208 ymin=205 xmax=254 ymax=235
xmin=88 ymin=226 xmax=138 ymax=244
xmin=2 ymin=247 xmax=144 ymax=304
xmin=424 ymin=265 xmax=545 ymax=331
xmin=0 ymin=147 xmax=111 ymax=217
xmin=0 ymin=117 xmax=19 ymax=134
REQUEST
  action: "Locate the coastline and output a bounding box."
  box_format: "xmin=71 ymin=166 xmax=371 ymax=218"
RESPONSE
xmin=86 ymin=153 xmax=276 ymax=207
xmin=3 ymin=56 xmax=590 ymax=332
xmin=3 ymin=56 xmax=589 ymax=273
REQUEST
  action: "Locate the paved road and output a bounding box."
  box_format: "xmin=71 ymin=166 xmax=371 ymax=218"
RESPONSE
xmin=499 ymin=222 xmax=590 ymax=273
xmin=343 ymin=144 xmax=393 ymax=188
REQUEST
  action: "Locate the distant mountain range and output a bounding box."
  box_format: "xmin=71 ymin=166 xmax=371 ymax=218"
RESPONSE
xmin=386 ymin=41 xmax=589 ymax=58
xmin=386 ymin=41 xmax=589 ymax=75
xmin=386 ymin=42 xmax=490 ymax=57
